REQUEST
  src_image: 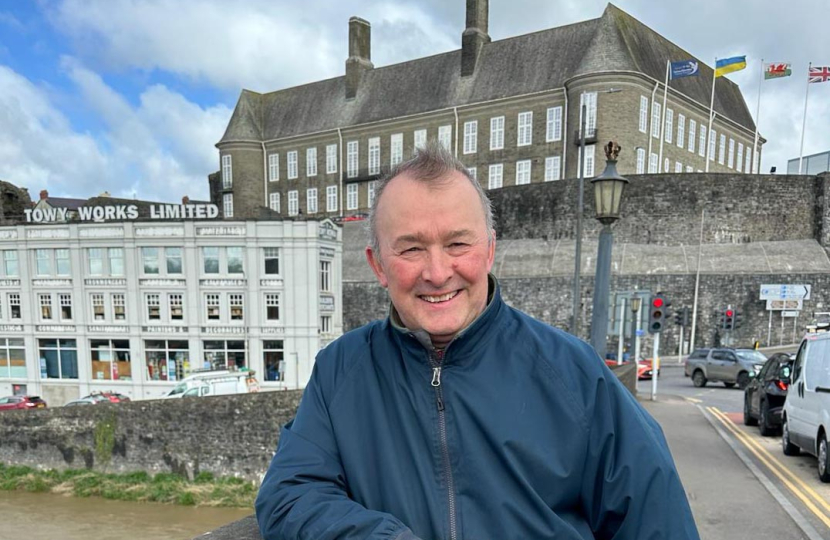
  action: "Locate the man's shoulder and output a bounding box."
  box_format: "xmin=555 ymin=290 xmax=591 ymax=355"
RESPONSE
xmin=313 ymin=319 xmax=389 ymax=388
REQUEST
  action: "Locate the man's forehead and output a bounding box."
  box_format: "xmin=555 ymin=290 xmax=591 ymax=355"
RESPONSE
xmin=392 ymin=229 xmax=478 ymax=245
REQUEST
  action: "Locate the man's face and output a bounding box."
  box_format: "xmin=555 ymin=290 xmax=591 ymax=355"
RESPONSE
xmin=366 ymin=170 xmax=496 ymax=347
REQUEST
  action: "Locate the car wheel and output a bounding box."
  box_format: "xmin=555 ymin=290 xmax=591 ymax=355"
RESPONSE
xmin=692 ymin=370 xmax=707 ymax=388
xmin=819 ymin=435 xmax=830 ymax=483
xmin=744 ymin=396 xmax=758 ymax=426
xmin=724 ymin=382 xmax=736 ymax=388
xmin=782 ymin=417 xmax=800 ymax=456
xmin=737 ymin=372 xmax=750 ymax=390
xmin=759 ymin=400 xmax=773 ymax=436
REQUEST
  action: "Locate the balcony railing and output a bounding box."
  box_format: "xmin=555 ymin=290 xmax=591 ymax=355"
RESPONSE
xmin=573 ymin=127 xmax=598 ymax=145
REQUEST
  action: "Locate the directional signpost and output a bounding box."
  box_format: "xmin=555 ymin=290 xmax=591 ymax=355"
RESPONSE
xmin=760 ymin=284 xmax=811 ymax=301
xmin=760 ymin=284 xmax=810 ymax=346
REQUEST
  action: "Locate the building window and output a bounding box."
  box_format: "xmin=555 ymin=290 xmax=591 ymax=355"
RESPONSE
xmin=227 ymin=246 xmax=244 ymax=274
xmin=223 ymin=193 xmax=233 ymax=218
xmin=463 ymin=121 xmax=477 ymax=154
xmin=517 ymin=111 xmax=532 ymax=146
xmin=368 ymin=181 xmax=376 ymax=208
xmin=391 ymin=133 xmax=403 ymax=166
xmin=488 ymin=164 xmax=503 ymax=189
xmin=745 ymin=147 xmax=753 ymax=174
xmin=699 ymin=125 xmax=707 ymax=157
xmin=203 ymin=340 xmax=246 ymax=371
xmin=0 ymin=338 xmax=25 ymax=378
xmin=728 ymin=138 xmax=735 ymax=168
xmin=288 ymin=151 xmax=298 ymax=179
xmin=326 ymin=186 xmax=337 ymax=212
xmin=306 ymin=147 xmax=317 ymax=177
xmin=467 ymin=167 xmax=476 ymax=180
xmin=321 ymin=315 xmax=332 ymax=334
xmin=664 ymin=158 xmax=670 ymax=174
xmin=320 ymin=260 xmax=331 ymax=292
xmin=636 ymin=147 xmax=646 ymax=174
xmin=546 ymin=106 xmax=563 ymax=142
xmin=222 ymin=155 xmax=232 ymax=188
xmin=264 ymin=248 xmax=280 ymax=275
xmin=109 ymin=248 xmax=124 ymax=276
xmin=8 ymin=294 xmax=20 ymax=319
xmin=709 ymin=129 xmax=717 ymax=162
xmin=665 ymin=109 xmax=673 ymax=143
xmin=35 ymin=249 xmax=50 ymax=276
xmin=675 ymin=161 xmax=683 ymax=173
xmin=515 ymin=160 xmax=531 ymax=185
xmin=167 ymin=294 xmax=183 ymax=321
xmin=147 ymin=294 xmax=161 ymax=320
xmin=346 ymin=141 xmax=358 ymax=178
xmin=717 ymin=133 xmax=725 ymax=164
xmin=166 ymin=247 xmax=182 ymax=275
xmin=230 ymin=294 xmax=244 ymax=321
xmin=92 ymin=293 xmax=105 ymax=321
xmin=677 ymin=114 xmax=685 ymax=148
xmin=639 ymin=96 xmax=649 ymax=133
xmin=688 ymin=119 xmax=696 ymax=153
xmin=40 ymin=294 xmax=52 ymax=320
xmin=737 ymin=143 xmax=744 ymax=172
xmin=490 ymin=116 xmax=504 ymax=150
xmin=438 ymin=125 xmax=452 ymax=150
xmin=648 ymin=152 xmax=658 ymax=174
xmin=90 ymin=339 xmax=131 ymax=381
xmin=326 ymin=144 xmax=338 ymax=174
xmin=414 ymin=129 xmax=427 ymax=150
xmin=88 ymin=248 xmax=104 ymax=276
xmin=142 ymin=247 xmax=159 ymax=274
xmin=545 ymin=156 xmax=561 ymax=181
xmin=3 ymin=251 xmax=17 ymax=277
xmin=265 ymin=293 xmax=280 ymax=321
xmin=686 ymin=165 xmax=694 ymax=173
xmin=112 ymin=293 xmax=125 ymax=320
xmin=347 ymin=184 xmax=358 ymax=210
xmin=202 ymin=247 xmax=219 ymax=274
xmin=145 ymin=339 xmax=189 ymax=382
xmin=368 ymin=137 xmax=380 ymax=175
xmin=39 ymin=338 xmax=78 ymax=380
xmin=288 ymin=190 xmax=299 ymax=216
xmin=270 ymin=192 xmax=281 ymax=213
xmin=206 ymin=294 xmax=220 ymax=321
xmin=583 ymin=145 xmax=596 ymax=177
xmin=263 ymin=340 xmax=284 ymax=382
xmin=651 ymin=102 xmax=661 ymax=138
xmin=307 ymin=188 xmax=318 ymax=214
xmin=56 ymin=249 xmax=70 ymax=276
xmin=269 ymin=153 xmax=279 ymax=182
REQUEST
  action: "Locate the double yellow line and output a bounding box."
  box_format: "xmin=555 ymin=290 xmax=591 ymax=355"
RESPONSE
xmin=708 ymin=406 xmax=830 ymax=529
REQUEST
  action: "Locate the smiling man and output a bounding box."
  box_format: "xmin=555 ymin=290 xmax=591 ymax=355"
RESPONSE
xmin=256 ymin=143 xmax=700 ymax=540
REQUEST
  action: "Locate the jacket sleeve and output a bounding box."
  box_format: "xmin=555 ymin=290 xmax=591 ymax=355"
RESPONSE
xmin=255 ymin=363 xmax=422 ymax=540
xmin=579 ymin=362 xmax=701 ymax=540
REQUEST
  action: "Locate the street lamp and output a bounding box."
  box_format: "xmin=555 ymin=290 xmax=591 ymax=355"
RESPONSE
xmin=630 ymin=293 xmax=642 ymax=362
xmin=589 ymin=141 xmax=630 ymax=357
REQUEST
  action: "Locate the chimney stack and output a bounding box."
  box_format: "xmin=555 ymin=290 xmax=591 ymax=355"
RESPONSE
xmin=461 ymin=0 xmax=490 ymax=77
xmin=182 ymin=195 xmax=190 ymax=205
xmin=345 ymin=17 xmax=373 ymax=99
xmin=39 ymin=189 xmax=48 ymax=200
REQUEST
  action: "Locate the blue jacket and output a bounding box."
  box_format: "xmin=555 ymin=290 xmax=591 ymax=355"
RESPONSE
xmin=256 ymin=284 xmax=700 ymax=540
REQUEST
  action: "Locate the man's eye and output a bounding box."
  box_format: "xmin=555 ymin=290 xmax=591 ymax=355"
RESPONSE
xmin=449 ymin=243 xmax=468 ymax=248
xmin=402 ymin=247 xmax=421 ymax=253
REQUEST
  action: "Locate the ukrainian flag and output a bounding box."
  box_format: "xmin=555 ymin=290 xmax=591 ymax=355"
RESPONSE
xmin=715 ymin=56 xmax=747 ymax=77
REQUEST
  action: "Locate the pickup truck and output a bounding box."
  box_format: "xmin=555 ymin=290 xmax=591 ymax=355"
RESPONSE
xmin=684 ymin=348 xmax=767 ymax=389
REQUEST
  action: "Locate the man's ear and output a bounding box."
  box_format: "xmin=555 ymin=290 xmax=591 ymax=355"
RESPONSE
xmin=486 ymin=229 xmax=496 ymax=271
xmin=365 ymin=246 xmax=388 ymax=288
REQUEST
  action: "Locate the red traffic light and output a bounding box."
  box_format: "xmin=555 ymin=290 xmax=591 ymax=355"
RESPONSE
xmin=652 ymin=298 xmax=664 ymax=308
xmin=726 ymin=309 xmax=734 ymax=317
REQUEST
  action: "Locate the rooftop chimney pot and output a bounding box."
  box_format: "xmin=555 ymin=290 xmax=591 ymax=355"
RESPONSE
xmin=345 ymin=17 xmax=373 ymax=99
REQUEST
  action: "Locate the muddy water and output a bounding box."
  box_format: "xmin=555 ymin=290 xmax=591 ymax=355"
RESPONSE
xmin=0 ymin=490 xmax=252 ymax=540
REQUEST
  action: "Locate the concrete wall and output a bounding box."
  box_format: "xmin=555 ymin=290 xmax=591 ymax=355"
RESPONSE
xmin=0 ymin=391 xmax=302 ymax=481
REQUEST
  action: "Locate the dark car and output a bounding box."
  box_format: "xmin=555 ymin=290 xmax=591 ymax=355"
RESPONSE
xmin=0 ymin=395 xmax=47 ymax=411
xmin=83 ymin=391 xmax=131 ymax=403
xmin=744 ymin=353 xmax=793 ymax=435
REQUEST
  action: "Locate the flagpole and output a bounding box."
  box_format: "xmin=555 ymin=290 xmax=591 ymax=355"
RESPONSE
xmin=752 ymin=59 xmax=763 ymax=174
xmin=799 ymin=62 xmax=811 ymax=174
xmin=658 ymin=60 xmax=670 ymax=172
xmin=706 ymin=58 xmax=717 ymax=173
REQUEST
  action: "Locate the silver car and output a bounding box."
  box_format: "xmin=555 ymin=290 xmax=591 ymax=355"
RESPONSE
xmin=685 ymin=348 xmax=767 ymax=389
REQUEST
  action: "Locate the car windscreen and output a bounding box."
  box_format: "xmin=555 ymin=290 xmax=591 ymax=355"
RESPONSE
xmin=736 ymin=351 xmax=766 ymax=363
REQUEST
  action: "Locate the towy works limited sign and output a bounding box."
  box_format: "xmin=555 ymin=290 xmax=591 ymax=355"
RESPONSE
xmin=24 ymin=203 xmax=220 ymax=223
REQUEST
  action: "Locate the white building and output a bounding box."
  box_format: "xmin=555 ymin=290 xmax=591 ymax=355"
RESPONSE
xmin=0 ymin=209 xmax=342 ymax=405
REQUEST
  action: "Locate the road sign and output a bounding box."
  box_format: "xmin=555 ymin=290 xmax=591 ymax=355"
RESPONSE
xmin=759 ymin=284 xmax=811 ymax=301
xmin=766 ymin=299 xmax=803 ymax=311
xmin=782 ymin=310 xmax=800 ymax=317
xmin=636 ymin=329 xmax=645 ymax=337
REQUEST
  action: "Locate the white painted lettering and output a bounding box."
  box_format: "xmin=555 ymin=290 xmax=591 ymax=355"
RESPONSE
xmin=77 ymin=206 xmax=95 ymax=220
xmin=196 ymin=205 xmax=206 ymax=218
xmin=126 ymin=205 xmax=139 ymax=219
xmin=104 ymin=206 xmax=116 ymax=220
xmin=23 ymin=209 xmax=32 ymax=222
xmin=43 ymin=207 xmax=58 ymax=222
xmin=32 ymin=209 xmax=43 ymax=222
xmin=206 ymin=205 xmax=219 ymax=218
xmin=115 ymin=206 xmax=127 ymax=220
xmin=92 ymin=206 xmax=105 ymax=221
xmin=57 ymin=208 xmax=68 ymax=221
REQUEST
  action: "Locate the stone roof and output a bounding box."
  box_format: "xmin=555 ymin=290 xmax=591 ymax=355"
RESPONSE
xmin=41 ymin=197 xmax=87 ymax=210
xmin=218 ymin=4 xmax=755 ymax=146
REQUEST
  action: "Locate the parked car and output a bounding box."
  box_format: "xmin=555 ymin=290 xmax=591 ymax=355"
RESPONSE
xmin=782 ymin=332 xmax=830 ymax=482
xmin=743 ymin=353 xmax=793 ymax=435
xmin=684 ymin=348 xmax=767 ymax=389
xmin=606 ymin=359 xmax=658 ymax=380
xmin=0 ymin=395 xmax=47 ymax=411
xmin=164 ymin=369 xmax=260 ymax=399
xmin=64 ymin=397 xmax=100 ymax=407
xmin=83 ymin=391 xmax=131 ymax=403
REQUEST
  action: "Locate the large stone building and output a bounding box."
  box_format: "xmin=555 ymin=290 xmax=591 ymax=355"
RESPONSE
xmin=216 ymin=1 xmax=763 ymax=219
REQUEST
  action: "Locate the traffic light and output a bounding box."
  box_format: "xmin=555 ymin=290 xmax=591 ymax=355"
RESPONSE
xmin=718 ymin=309 xmax=726 ymax=329
xmin=734 ymin=309 xmax=742 ymax=329
xmin=674 ymin=307 xmax=690 ymax=327
xmin=724 ymin=308 xmax=735 ymax=331
xmin=648 ymin=293 xmax=669 ymax=334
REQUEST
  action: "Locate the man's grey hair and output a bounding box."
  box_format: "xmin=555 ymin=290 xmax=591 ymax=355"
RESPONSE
xmin=366 ymin=141 xmax=495 ymax=255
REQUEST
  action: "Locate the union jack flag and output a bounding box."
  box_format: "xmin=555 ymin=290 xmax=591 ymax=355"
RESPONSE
xmin=809 ymin=66 xmax=830 ymax=84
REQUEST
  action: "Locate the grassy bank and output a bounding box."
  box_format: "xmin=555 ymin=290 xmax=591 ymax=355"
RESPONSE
xmin=0 ymin=463 xmax=256 ymax=508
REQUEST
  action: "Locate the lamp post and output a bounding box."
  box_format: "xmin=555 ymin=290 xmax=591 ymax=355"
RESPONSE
xmin=589 ymin=141 xmax=629 ymax=357
xmin=631 ymin=293 xmax=642 ymax=362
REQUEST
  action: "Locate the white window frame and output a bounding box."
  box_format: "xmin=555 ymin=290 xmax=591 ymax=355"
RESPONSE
xmin=737 ymin=143 xmax=744 ymax=172
xmin=390 ymin=133 xmax=403 ymax=166
xmin=39 ymin=293 xmax=53 ymax=321
xmin=583 ymin=145 xmax=596 ymax=177
xmin=664 ymin=158 xmax=670 ymax=174
xmin=688 ymin=119 xmax=696 ymax=153
xmin=745 ymin=147 xmax=753 ymax=174
xmin=463 ymin=121 xmax=477 ymax=154
xmin=517 ymin=111 xmax=533 ymax=146
xmin=223 ymin=193 xmax=233 ymax=218
xmin=648 ymin=152 xmax=658 ymax=174
xmin=490 ymin=116 xmax=504 ymax=150
xmin=636 ymin=148 xmax=646 ymax=174
xmin=699 ymin=125 xmax=707 ymax=157
xmin=307 ymin=188 xmax=318 ymax=214
xmin=728 ymin=138 xmax=735 ymax=169
xmin=368 ymin=137 xmax=380 ymax=175
xmin=205 ymin=293 xmax=221 ymax=322
xmin=414 ymin=129 xmax=427 ymax=150
xmin=112 ymin=293 xmax=125 ymax=320
xmin=326 ymin=144 xmax=338 ymax=174
xmin=665 ymin=109 xmax=673 ymax=144
xmin=229 ymin=294 xmax=244 ymax=321
xmin=438 ymin=125 xmax=452 ymax=150
xmin=3 ymin=251 xmax=17 ymax=278
xmin=488 ymin=164 xmax=503 ymax=189
xmin=221 ymin=154 xmax=232 ymax=188
xmin=269 ymin=192 xmax=280 ymax=213
xmin=546 ymin=106 xmax=563 ymax=142
xmin=347 ymin=184 xmax=358 ymax=211
xmin=367 ymin=181 xmax=376 ymax=208
xmin=515 ymin=160 xmax=531 ymax=185
xmin=288 ymin=190 xmax=299 ymax=216
xmin=268 ymin=153 xmax=279 ymax=182
xmin=320 ymin=260 xmax=332 ymax=292
xmin=346 ymin=141 xmax=359 ymax=178
xmin=651 ymin=102 xmax=661 ymax=138
xmin=265 ymin=293 xmax=280 ymax=322
xmin=147 ymin=293 xmax=161 ymax=321
xmin=675 ymin=161 xmax=683 ymax=173
xmin=326 ymin=185 xmax=337 ymax=212
xmin=639 ymin=96 xmax=649 ymax=133
xmin=544 ymin=156 xmax=561 ymax=181
xmin=306 ymin=147 xmax=317 ymax=177
xmin=59 ymin=293 xmax=73 ymax=321
xmin=718 ymin=133 xmax=726 ymax=164
xmin=677 ymin=114 xmax=685 ymax=148
xmin=709 ymin=129 xmax=717 ymax=162
xmin=92 ymin=293 xmax=106 ymax=321
xmin=287 ymin=151 xmax=298 ymax=179
xmin=55 ymin=249 xmax=70 ymax=276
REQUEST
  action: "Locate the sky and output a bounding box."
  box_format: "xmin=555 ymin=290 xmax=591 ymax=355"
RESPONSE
xmin=0 ymin=0 xmax=827 ymax=203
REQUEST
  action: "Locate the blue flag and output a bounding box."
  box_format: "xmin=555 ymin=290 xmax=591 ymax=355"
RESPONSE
xmin=670 ymin=60 xmax=700 ymax=79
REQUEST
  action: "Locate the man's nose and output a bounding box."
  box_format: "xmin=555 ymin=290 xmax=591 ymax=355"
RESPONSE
xmin=422 ymin=248 xmax=453 ymax=284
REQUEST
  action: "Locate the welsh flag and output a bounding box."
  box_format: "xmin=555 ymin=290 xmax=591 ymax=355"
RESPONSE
xmin=764 ymin=62 xmax=792 ymax=79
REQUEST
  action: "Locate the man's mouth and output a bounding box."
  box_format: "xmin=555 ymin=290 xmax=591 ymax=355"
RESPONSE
xmin=419 ymin=290 xmax=459 ymax=303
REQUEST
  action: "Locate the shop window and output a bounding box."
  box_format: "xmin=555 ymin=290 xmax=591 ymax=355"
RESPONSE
xmin=39 ymin=338 xmax=78 ymax=379
xmin=145 ymin=339 xmax=189 ymax=381
xmin=0 ymin=338 xmax=25 ymax=378
xmin=263 ymin=340 xmax=284 ymax=382
xmin=90 ymin=339 xmax=131 ymax=381
xmin=203 ymin=340 xmax=246 ymax=371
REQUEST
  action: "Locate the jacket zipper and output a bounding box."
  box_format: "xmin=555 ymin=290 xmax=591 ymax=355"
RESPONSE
xmin=430 ymin=349 xmax=457 ymax=540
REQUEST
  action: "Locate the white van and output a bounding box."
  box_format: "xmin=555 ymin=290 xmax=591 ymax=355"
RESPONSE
xmin=164 ymin=370 xmax=259 ymax=399
xmin=782 ymin=331 xmax=830 ymax=482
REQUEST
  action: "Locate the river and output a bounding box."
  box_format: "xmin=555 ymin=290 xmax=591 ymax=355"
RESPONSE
xmin=0 ymin=490 xmax=252 ymax=540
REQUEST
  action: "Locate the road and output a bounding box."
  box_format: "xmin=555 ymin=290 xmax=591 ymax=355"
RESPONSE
xmin=647 ymin=357 xmax=830 ymax=540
